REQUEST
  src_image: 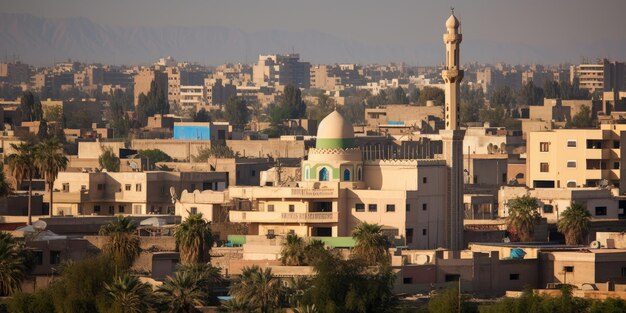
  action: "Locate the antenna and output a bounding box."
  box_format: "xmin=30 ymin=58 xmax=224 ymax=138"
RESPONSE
xmin=450 ymin=6 xmax=455 ymax=15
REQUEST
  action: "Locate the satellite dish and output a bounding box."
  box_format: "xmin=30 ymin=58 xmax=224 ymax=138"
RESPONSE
xmin=599 ymin=179 xmax=610 ymax=189
xmin=32 ymin=220 xmax=47 ymax=230
xmin=129 ymin=161 xmax=139 ymax=171
xmin=415 ymin=254 xmax=430 ymax=265
xmin=590 ymin=241 xmax=601 ymax=249
xmin=170 ymin=187 xmax=178 ymax=204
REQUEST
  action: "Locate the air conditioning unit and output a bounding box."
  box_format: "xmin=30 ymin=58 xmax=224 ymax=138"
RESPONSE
xmin=590 ymin=241 xmax=602 ymax=249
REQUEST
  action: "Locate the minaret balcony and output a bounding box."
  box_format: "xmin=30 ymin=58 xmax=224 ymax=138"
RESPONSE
xmin=443 ymin=33 xmax=462 ymax=43
xmin=442 ymin=69 xmax=464 ymax=83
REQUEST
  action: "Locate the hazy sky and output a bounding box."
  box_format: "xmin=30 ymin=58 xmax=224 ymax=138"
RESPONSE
xmin=2 ymin=0 xmax=626 ymax=64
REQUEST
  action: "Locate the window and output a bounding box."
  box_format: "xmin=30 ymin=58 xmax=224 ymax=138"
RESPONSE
xmin=540 ymin=163 xmax=549 ymax=172
xmin=319 ymin=168 xmax=329 ymax=181
xmin=50 ymin=251 xmax=61 ymax=265
xmin=406 ymin=228 xmax=413 ymax=244
xmin=566 ymin=181 xmax=577 ymax=188
xmin=81 ymin=185 xmax=86 ymax=191
xmin=304 ymin=167 xmax=310 ymax=180
xmin=190 ymin=207 xmax=197 ymax=215
xmin=564 ymin=266 xmax=574 ymax=273
xmin=108 ymin=206 xmax=114 ymax=214
xmin=614 ymin=162 xmax=620 ymax=169
xmin=543 ymin=205 xmax=554 ymax=214
xmin=502 ymin=173 xmax=507 ymax=183
xmin=422 ymin=229 xmax=427 ymax=236
xmin=406 ymin=204 xmax=411 ymax=212
xmin=62 ymin=183 xmax=69 ymax=192
xmin=595 ymin=206 xmax=607 ymax=216
xmin=343 ymin=169 xmax=351 ymax=181
xmin=368 ymin=204 xmax=377 ymax=212
xmin=621 ymin=267 xmax=626 ymax=277
xmin=125 ymin=184 xmax=131 ymax=191
xmin=357 ymin=167 xmax=362 ymax=181
xmin=267 ymin=204 xmax=275 ymax=212
xmin=614 ymin=141 xmax=620 ymax=149
xmin=118 ymin=205 xmax=125 ymax=213
xmin=355 ymin=203 xmax=365 ymax=212
xmin=422 ymin=203 xmax=427 ymax=211
xmin=422 ymin=177 xmax=427 ymax=183
xmin=97 ymin=184 xmax=104 ymax=191
xmin=567 ymin=140 xmax=577 ymax=147
xmin=251 ymin=170 xmax=256 ymax=177
xmin=289 ymin=205 xmax=295 ymax=212
xmin=135 ymin=184 xmax=142 ymax=192
xmin=94 ymin=205 xmax=101 ymax=213
xmin=567 ymin=161 xmax=576 ymax=168
xmin=403 ymin=277 xmax=413 ymax=284
xmin=386 ymin=204 xmax=395 ymax=212
xmin=33 ymin=251 xmax=43 ymax=266
xmin=540 ymin=142 xmax=550 ymax=152
xmin=509 ymin=274 xmax=520 ymax=280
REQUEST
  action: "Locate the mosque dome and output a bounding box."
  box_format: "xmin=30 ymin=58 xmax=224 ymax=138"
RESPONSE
xmin=446 ymin=14 xmax=460 ymax=29
xmin=315 ymin=110 xmax=356 ymax=149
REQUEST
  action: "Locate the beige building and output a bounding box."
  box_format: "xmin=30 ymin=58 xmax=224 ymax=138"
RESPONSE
xmin=226 ymin=110 xmax=448 ymax=249
xmin=527 ymin=124 xmax=624 ymax=189
xmin=570 ymin=59 xmax=626 ymax=94
xmin=365 ymin=104 xmax=444 ymax=134
xmin=499 ymin=186 xmax=620 ymax=223
xmin=179 ymin=85 xmax=207 ymax=111
xmin=49 ymin=171 xmax=228 ymax=216
xmin=134 ymin=69 xmax=168 ymax=106
xmin=252 ymin=54 xmax=310 ymax=88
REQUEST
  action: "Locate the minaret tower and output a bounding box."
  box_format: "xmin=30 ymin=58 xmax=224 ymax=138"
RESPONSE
xmin=441 ymin=10 xmax=465 ymax=250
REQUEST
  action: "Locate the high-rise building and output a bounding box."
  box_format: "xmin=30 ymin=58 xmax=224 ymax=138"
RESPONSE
xmin=571 ymin=59 xmax=626 ymax=94
xmin=252 ymin=54 xmax=311 ymax=88
xmin=440 ymin=12 xmax=465 ymax=250
xmin=133 ymin=69 xmax=168 ymax=106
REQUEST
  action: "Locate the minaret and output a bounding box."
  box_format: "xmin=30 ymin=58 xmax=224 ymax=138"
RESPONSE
xmin=440 ymin=10 xmax=465 ymax=250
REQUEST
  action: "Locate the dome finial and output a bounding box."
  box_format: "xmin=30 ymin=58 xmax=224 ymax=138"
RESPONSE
xmin=450 ymin=6 xmax=455 ymax=15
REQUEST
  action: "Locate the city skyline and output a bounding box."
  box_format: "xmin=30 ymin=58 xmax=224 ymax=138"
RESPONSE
xmin=2 ymin=0 xmax=626 ymax=65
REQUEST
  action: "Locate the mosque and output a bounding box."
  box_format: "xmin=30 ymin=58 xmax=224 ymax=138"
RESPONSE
xmin=225 ymin=12 xmax=465 ymax=250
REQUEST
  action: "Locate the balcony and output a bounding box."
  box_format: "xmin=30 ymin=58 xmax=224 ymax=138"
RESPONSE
xmin=47 ymin=190 xmax=89 ymax=203
xmin=229 ymin=211 xmax=338 ymax=223
xmin=229 ymin=187 xmax=338 ymax=199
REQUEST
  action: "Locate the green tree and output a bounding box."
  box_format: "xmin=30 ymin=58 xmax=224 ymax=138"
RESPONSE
xmin=427 ymin=285 xmax=474 ymax=313
xmin=280 ymin=234 xmax=306 ymax=266
xmin=589 ymin=297 xmax=626 ymax=313
xmin=137 ymin=80 xmax=169 ymax=125
xmin=99 ymin=216 xmax=141 ymax=270
xmin=0 ymin=171 xmax=11 ymax=197
xmin=489 ymin=86 xmax=516 ymax=109
xmin=224 ymin=96 xmax=250 ymax=131
xmin=566 ymin=105 xmax=594 ymax=129
xmin=6 ymin=288 xmax=55 ymax=313
xmin=104 ymin=274 xmax=155 ymax=313
xmin=309 ymin=94 xmax=335 ymax=122
xmin=35 ymin=139 xmax=68 ymax=217
xmin=543 ymin=80 xmax=561 ymax=99
xmin=517 ymin=81 xmax=544 ymax=106
xmin=351 ymin=222 xmax=391 ymax=266
xmin=557 ymin=202 xmax=591 ymax=245
xmin=506 ymin=195 xmax=541 ymax=242
xmin=389 ymin=87 xmax=409 ymax=104
xmin=108 ymin=89 xmax=132 ymax=138
xmin=192 ymin=145 xmax=237 ymax=162
xmin=418 ymin=86 xmax=445 ymax=106
xmin=193 ymin=108 xmax=211 ymax=122
xmin=139 ymin=149 xmax=173 ymax=169
xmin=0 ymin=232 xmax=28 ymax=296
xmin=479 ymin=105 xmax=507 ymax=127
xmin=338 ymin=97 xmax=366 ymax=124
xmin=217 ymin=298 xmax=254 ymax=313
xmin=19 ymin=91 xmax=43 ymax=122
xmin=562 ymin=77 xmax=590 ymax=100
xmin=177 ymin=263 xmax=223 ymax=305
xmin=157 ymin=271 xmax=206 ymax=313
xmin=6 ymin=143 xmax=36 ymax=225
xmin=282 ymin=85 xmax=307 ymax=119
xmin=460 ymin=84 xmax=484 ymax=124
xmin=229 ymin=265 xmax=281 ymax=313
xmin=99 ymin=146 xmax=120 ymax=172
xmin=174 ymin=213 xmax=214 ymax=265
xmin=303 ymin=239 xmax=328 ymax=266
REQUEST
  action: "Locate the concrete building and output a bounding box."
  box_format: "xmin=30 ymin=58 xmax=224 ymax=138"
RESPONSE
xmin=205 ymin=78 xmax=236 ymax=108
xmin=0 ymin=62 xmax=30 ymax=84
xmin=571 ymin=59 xmax=626 ymax=94
xmin=134 ymin=69 xmax=168 ymax=106
xmin=48 ymin=171 xmax=228 ymax=216
xmin=364 ymin=104 xmax=444 ymax=134
xmin=226 ymin=110 xmax=448 ymax=249
xmin=527 ymin=124 xmax=624 ymax=189
xmin=179 ymin=85 xmax=207 ymax=111
xmin=172 ymin=122 xmax=229 ymax=141
xmin=252 ymin=54 xmax=311 ymax=88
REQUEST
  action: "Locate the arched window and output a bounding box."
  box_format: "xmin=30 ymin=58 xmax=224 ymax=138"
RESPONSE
xmin=319 ymin=168 xmax=329 ymax=181
xmin=357 ymin=167 xmax=362 ymax=181
xmin=343 ymin=169 xmax=351 ymax=181
xmin=304 ymin=167 xmax=310 ymax=180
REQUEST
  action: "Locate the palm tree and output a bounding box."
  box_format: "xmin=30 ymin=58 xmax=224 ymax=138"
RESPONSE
xmin=280 ymin=233 xmax=305 ymax=266
xmin=557 ymin=202 xmax=591 ymax=245
xmin=34 ymin=139 xmax=68 ymax=217
xmin=506 ymin=195 xmax=541 ymax=242
xmin=351 ymin=222 xmax=391 ymax=266
xmin=284 ymin=276 xmax=311 ymax=308
xmin=303 ymin=239 xmax=327 ymax=266
xmin=293 ymin=304 xmax=319 ymax=313
xmin=0 ymin=232 xmax=27 ymax=296
xmin=174 ymin=213 xmax=214 ymax=265
xmin=218 ymin=298 xmax=254 ymax=313
xmin=157 ymin=271 xmax=206 ymax=313
xmin=6 ymin=143 xmax=36 ymax=225
xmin=104 ymin=274 xmax=155 ymax=313
xmin=99 ymin=216 xmax=141 ymax=269
xmin=177 ymin=262 xmax=222 ymax=305
xmin=229 ymin=265 xmax=281 ymax=313
xmin=0 ymin=171 xmax=11 ymax=198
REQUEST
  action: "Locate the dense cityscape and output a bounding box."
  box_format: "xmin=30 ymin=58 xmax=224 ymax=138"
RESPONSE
xmin=1 ymin=2 xmax=626 ymax=313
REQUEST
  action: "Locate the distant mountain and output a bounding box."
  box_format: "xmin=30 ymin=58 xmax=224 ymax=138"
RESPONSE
xmin=1 ymin=13 xmax=623 ymax=66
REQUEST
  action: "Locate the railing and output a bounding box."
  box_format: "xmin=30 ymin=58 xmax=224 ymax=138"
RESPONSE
xmin=230 ymin=211 xmax=338 ymax=223
xmin=290 ymin=188 xmax=336 ymax=197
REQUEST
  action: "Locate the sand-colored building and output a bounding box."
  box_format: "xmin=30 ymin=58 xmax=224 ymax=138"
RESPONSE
xmin=527 ymin=123 xmax=625 ymax=189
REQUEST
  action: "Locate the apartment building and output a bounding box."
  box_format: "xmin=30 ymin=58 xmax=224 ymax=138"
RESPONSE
xmin=48 ymin=171 xmax=228 ymax=216
xmin=179 ymin=85 xmax=207 ymax=111
xmin=570 ymin=59 xmax=626 ymax=94
xmin=252 ymin=54 xmax=311 ymax=88
xmin=133 ymin=68 xmax=168 ymax=106
xmin=205 ymin=78 xmax=236 ymax=108
xmin=527 ymin=124 xmax=625 ymax=189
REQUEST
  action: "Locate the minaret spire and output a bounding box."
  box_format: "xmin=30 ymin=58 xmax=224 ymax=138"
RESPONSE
xmin=441 ymin=12 xmax=465 ymax=251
